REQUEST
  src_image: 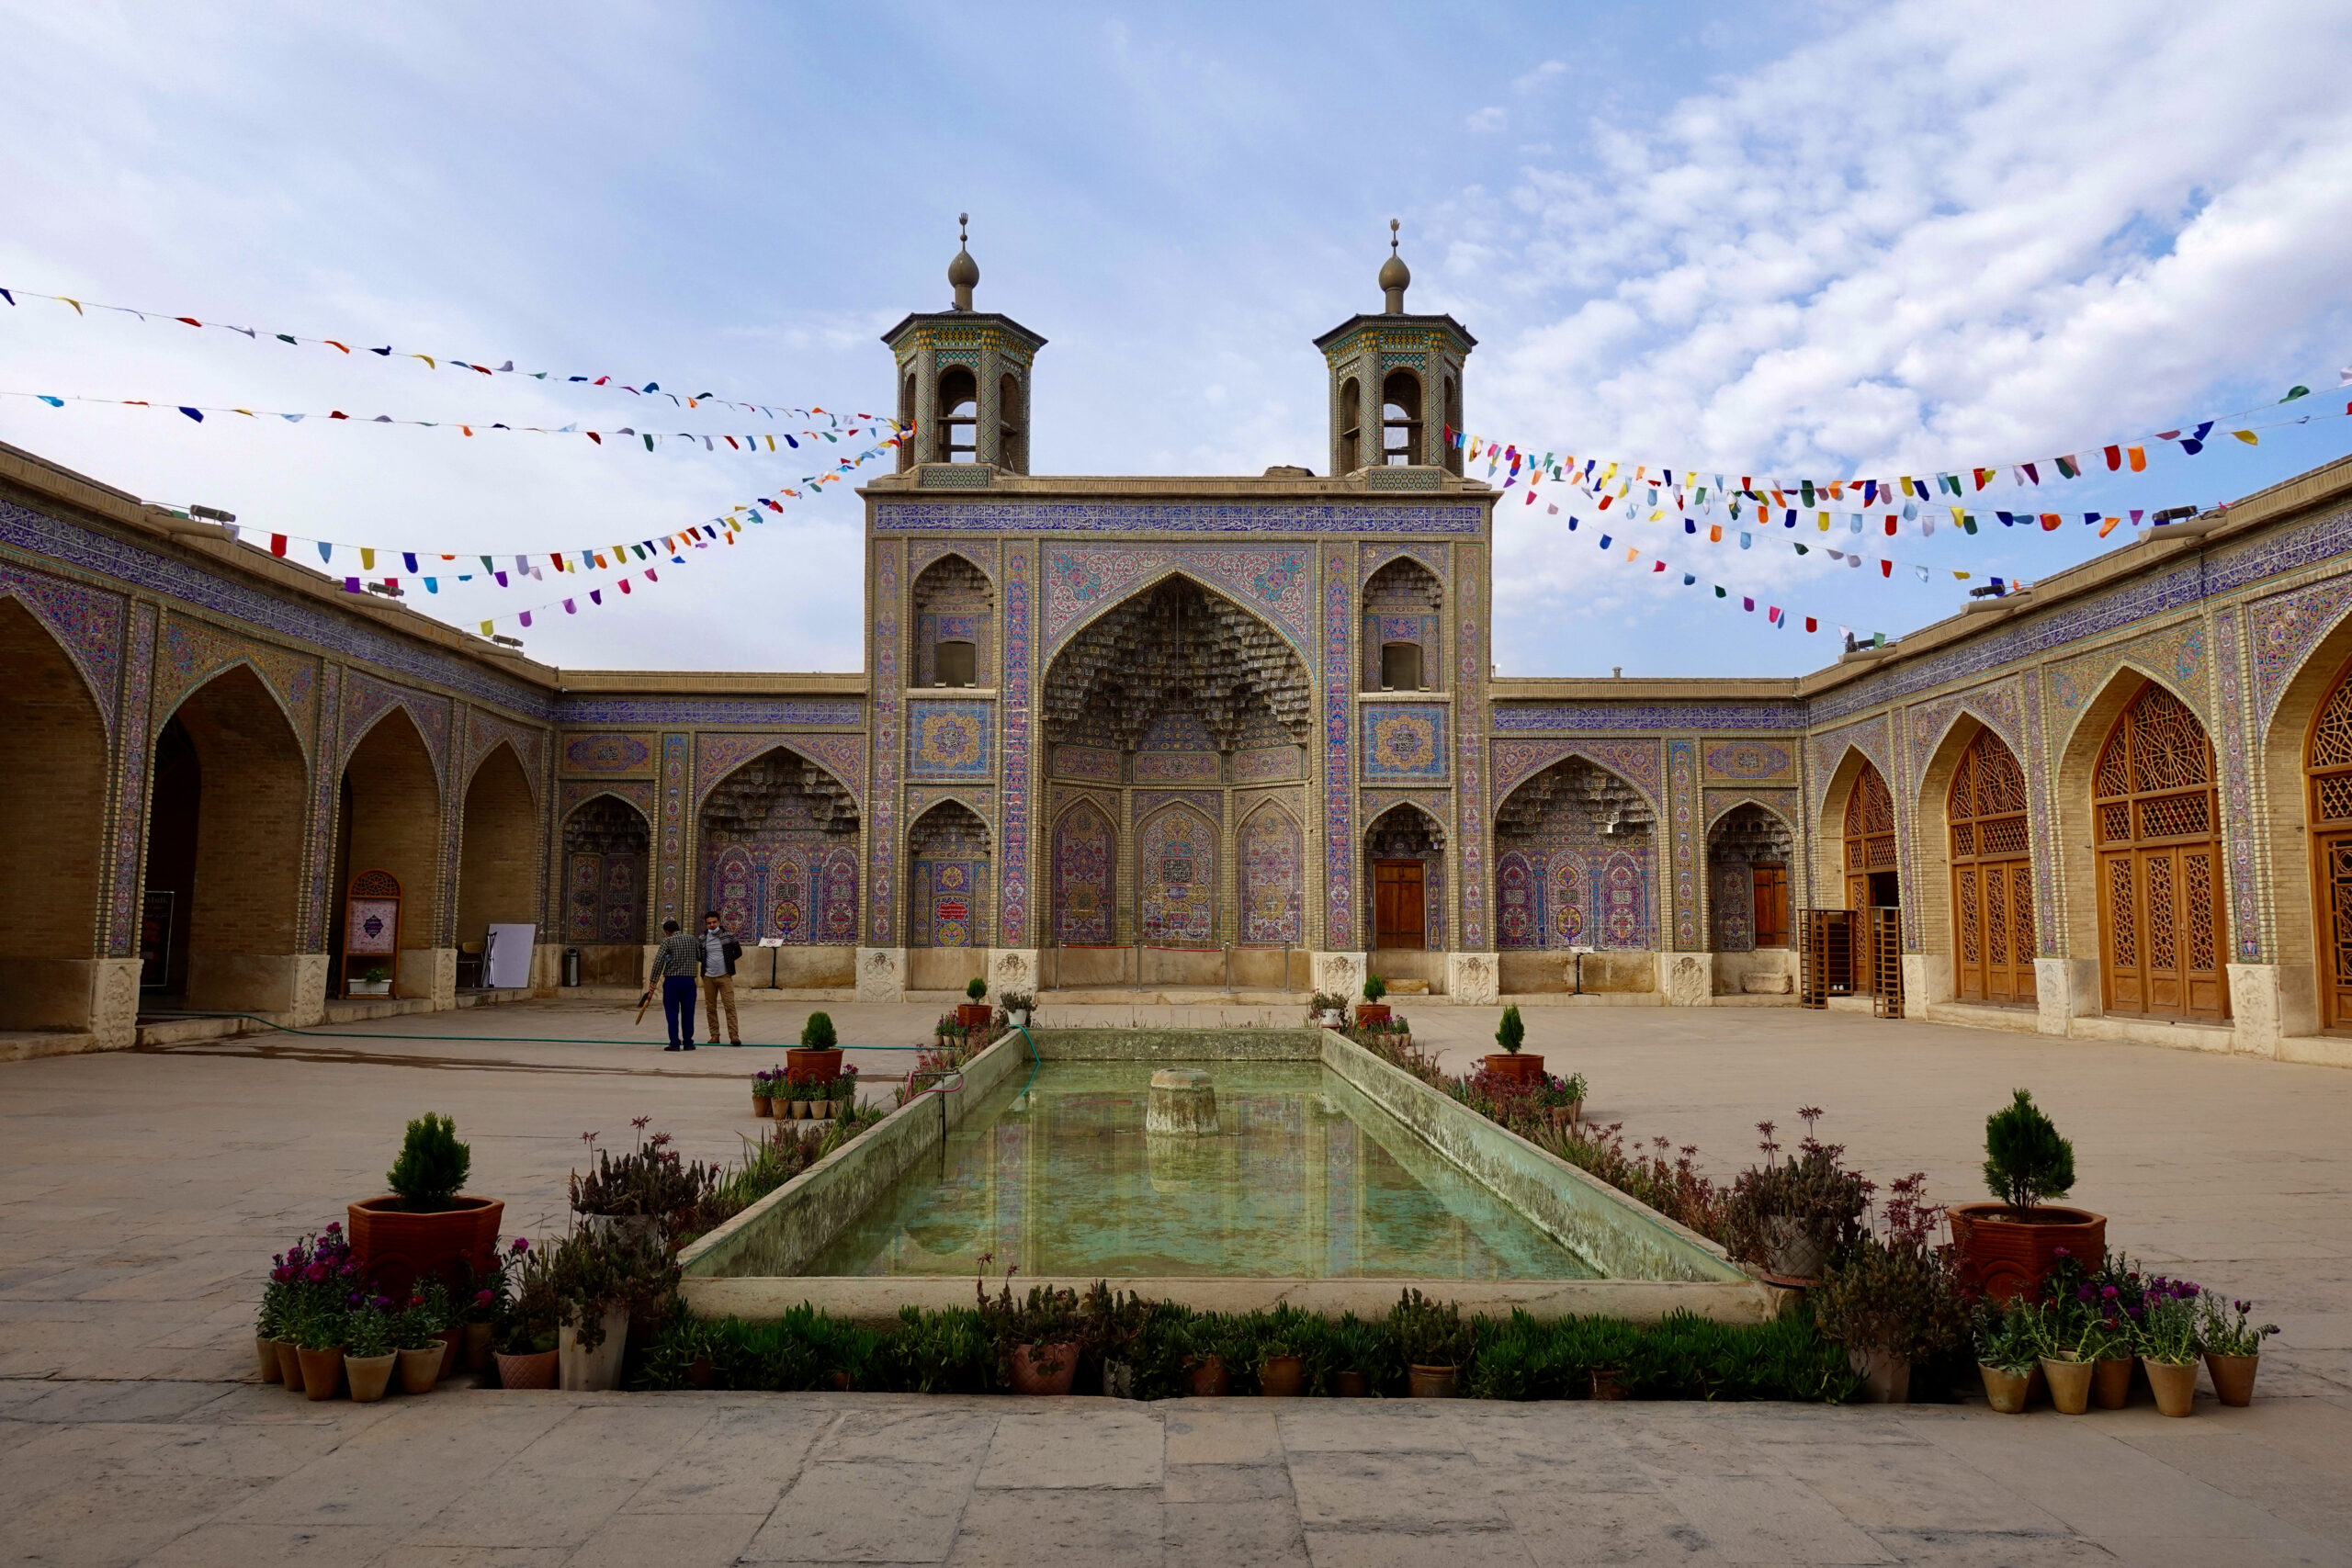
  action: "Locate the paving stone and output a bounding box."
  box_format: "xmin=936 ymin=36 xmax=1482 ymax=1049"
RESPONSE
xmin=568 ymin=1509 xmax=768 ymax=1568
xmin=1163 ymin=1408 xmax=1283 ymax=1465
xmin=1276 ymin=1404 xmax=1466 ymax=1452
xmin=977 ymin=1405 xmax=1161 ymax=1489
xmin=139 ymin=1520 xmax=409 ymax=1568
xmin=222 ymin=1400 xmax=574 ymax=1528
xmin=1504 ymin=1488 xmax=1729 ymax=1567
xmin=1164 ymin=1498 xmax=1312 ymax=1566
xmin=1303 ymin=1526 xmax=1537 ymax=1568
xmin=946 ymin=1487 xmax=1164 ymax=1566
xmin=1289 ymin=1450 xmax=1509 ymax=1531
xmin=1165 ymin=1460 xmax=1297 ymax=1503
xmin=816 ymin=1401 xmax=1000 ymax=1467
xmin=1769 ymin=1438 xmax=2074 ymax=1533
xmin=741 ymin=1458 xmax=974 ymax=1562
xmin=622 ymin=1401 xmax=834 ymax=1513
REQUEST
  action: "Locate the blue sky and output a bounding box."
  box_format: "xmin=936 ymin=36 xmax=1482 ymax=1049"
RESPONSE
xmin=3 ymin=1 xmax=2349 ymax=676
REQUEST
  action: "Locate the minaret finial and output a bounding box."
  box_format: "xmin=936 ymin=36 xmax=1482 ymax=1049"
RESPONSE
xmin=1379 ymin=218 xmax=1411 ymax=313
xmin=948 ymin=212 xmax=979 ymax=311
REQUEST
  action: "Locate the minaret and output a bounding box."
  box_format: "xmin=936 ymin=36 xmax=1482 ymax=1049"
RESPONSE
xmin=881 ymin=215 xmax=1047 ymax=472
xmin=1314 ymin=220 xmax=1475 ymax=478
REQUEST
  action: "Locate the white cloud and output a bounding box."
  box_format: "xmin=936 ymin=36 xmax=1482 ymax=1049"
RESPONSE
xmin=1464 ymin=106 xmax=1508 ymax=133
xmin=1511 ymin=60 xmax=1566 ymax=94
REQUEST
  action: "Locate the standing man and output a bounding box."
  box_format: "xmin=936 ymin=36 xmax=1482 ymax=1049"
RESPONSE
xmin=648 ymin=917 xmax=700 ymax=1051
xmin=700 ymin=908 xmax=744 ymax=1046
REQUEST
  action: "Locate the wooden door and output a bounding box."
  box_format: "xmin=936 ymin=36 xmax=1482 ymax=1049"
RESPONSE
xmin=1842 ymin=761 xmax=1897 ymax=993
xmin=2094 ymin=682 xmax=2227 ymax=1021
xmin=1374 ymin=861 xmax=1426 ymax=950
xmin=2305 ymin=656 xmax=2352 ymax=1029
xmin=1948 ymin=728 xmax=2038 ymax=1006
xmin=1751 ymin=865 xmax=1789 ymax=948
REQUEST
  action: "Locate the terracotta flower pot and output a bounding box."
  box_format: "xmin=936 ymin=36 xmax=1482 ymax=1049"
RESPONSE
xmin=956 ymin=1004 xmax=994 ymax=1033
xmin=754 ymin=1095 xmax=773 ymax=1118
xmin=297 ymin=1345 xmax=345 ymax=1400
xmin=1849 ymin=1347 xmax=1911 ymax=1404
xmin=1185 ymin=1355 xmax=1230 ymax=1397
xmin=256 ymin=1337 xmax=282 ymax=1382
xmin=2092 ymin=1357 xmax=2134 ymax=1409
xmin=558 ymin=1308 xmax=630 ymax=1392
xmin=1355 ymin=1003 xmax=1391 ymax=1026
xmin=2205 ymin=1351 xmax=2258 ymax=1407
xmin=1407 ymin=1364 xmax=1459 ymax=1399
xmin=1259 ymin=1355 xmax=1306 ymax=1397
xmin=347 ymin=1195 xmax=506 ymax=1303
xmin=1590 ymin=1369 xmax=1629 ymax=1401
xmin=496 ymin=1348 xmax=559 ymax=1389
xmin=1334 ymin=1370 xmax=1370 ymax=1398
xmin=464 ymin=1321 xmax=494 ymax=1371
xmin=1482 ymin=1052 xmax=1546 ymax=1086
xmin=1008 ymin=1342 xmax=1079 ymax=1396
xmin=2040 ymin=1354 xmax=2094 ymax=1415
xmin=791 ymin=1100 xmax=811 ymax=1120
xmin=787 ymin=1045 xmax=844 ymax=1083
xmin=2144 ymin=1358 xmax=2198 ymax=1416
xmin=1944 ymin=1202 xmax=2107 ymax=1304
xmin=275 ymin=1340 xmax=306 ymax=1392
xmin=345 ymin=1351 xmax=397 ymax=1404
xmin=397 ymin=1345 xmax=443 ymax=1394
xmin=1979 ymin=1363 xmax=2030 ymax=1414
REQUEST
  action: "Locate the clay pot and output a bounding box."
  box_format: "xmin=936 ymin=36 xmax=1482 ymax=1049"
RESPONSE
xmin=558 ymin=1307 xmax=630 ymax=1392
xmin=275 ymin=1340 xmax=306 ymax=1392
xmin=1408 ymin=1364 xmax=1459 ymax=1399
xmin=1590 ymin=1369 xmax=1629 ymax=1401
xmin=786 ymin=1045 xmax=844 ymax=1083
xmin=687 ymin=1356 xmax=717 ymax=1391
xmin=347 ymin=1195 xmax=506 ymax=1303
xmin=1762 ymin=1218 xmax=1829 ymax=1286
xmin=754 ymin=1095 xmax=773 ymax=1118
xmin=2204 ymin=1352 xmax=2258 ymax=1407
xmin=2144 ymin=1358 xmax=2198 ymax=1416
xmin=1979 ymin=1363 xmax=2030 ymax=1414
xmin=1482 ymin=1052 xmax=1545 ymax=1086
xmin=956 ymin=1003 xmax=994 ymax=1033
xmin=1259 ymin=1355 xmax=1306 ymax=1397
xmin=1334 ymin=1370 xmax=1370 ymax=1398
xmin=464 ymin=1321 xmax=494 ymax=1371
xmin=496 ymin=1348 xmax=559 ymax=1389
xmin=297 ymin=1345 xmax=345 ymax=1400
xmin=397 ymin=1345 xmax=443 ymax=1394
xmin=256 ymin=1337 xmax=282 ymax=1382
xmin=345 ymin=1351 xmax=397 ymax=1404
xmin=436 ymin=1326 xmax=464 ymax=1381
xmin=1008 ymin=1342 xmax=1079 ymax=1396
xmin=791 ymin=1100 xmax=811 ymax=1120
xmin=2092 ymin=1357 xmax=2134 ymax=1409
xmin=2040 ymin=1354 xmax=2094 ymax=1415
xmin=1944 ymin=1203 xmax=2107 ymax=1304
xmin=1185 ymin=1355 xmax=1231 ymax=1397
xmin=1355 ymin=1003 xmax=1391 ymax=1026
xmin=1849 ymin=1347 xmax=1911 ymax=1404
xmin=816 ymin=1100 xmax=834 ymax=1120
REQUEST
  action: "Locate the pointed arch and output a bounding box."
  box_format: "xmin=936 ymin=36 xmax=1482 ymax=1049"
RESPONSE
xmin=908 ymin=798 xmax=991 ymax=949
xmin=1050 ymin=796 xmax=1115 ymax=945
xmin=2256 ymin=595 xmax=2352 ymax=1035
xmin=334 ymin=703 xmax=444 ymax=992
xmin=1043 ymin=572 xmax=1312 ymax=751
xmin=698 ymin=746 xmax=860 ymax=945
xmin=1706 ymin=802 xmax=1793 ymax=953
xmin=1045 ymin=564 xmax=1315 ymax=664
xmin=155 ymin=653 xmax=307 ymax=756
xmin=1811 ymin=747 xmax=1899 ymax=997
xmin=1236 ymin=799 xmax=1304 ymax=947
xmin=694 ymin=738 xmax=865 ymax=812
xmin=456 ymin=741 xmax=537 ymax=974
xmin=560 ymin=791 xmax=650 ymax=960
xmin=1706 ymin=793 xmax=1797 ymax=833
xmin=1918 ymin=718 xmax=2039 ymax=1007
xmin=1495 ymin=752 xmax=1655 ymax=952
xmin=911 ymin=551 xmax=996 ymax=689
xmin=0 ymin=599 xmax=111 ymax=1027
xmin=1364 ymin=799 xmax=1445 ymax=952
xmin=1136 ymin=801 xmax=1217 ymax=945
xmin=0 ymin=572 xmax=123 ymax=736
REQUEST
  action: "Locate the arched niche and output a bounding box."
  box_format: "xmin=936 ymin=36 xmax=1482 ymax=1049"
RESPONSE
xmin=1705 ymin=801 xmax=1793 ymax=953
xmin=908 ymin=799 xmax=991 ymax=951
xmin=1364 ymin=802 xmax=1445 ymax=953
xmin=1136 ymin=802 xmax=1218 ymax=947
xmin=560 ymin=792 xmax=650 ymax=986
xmin=456 ymin=743 xmax=537 ymax=987
xmin=698 ymin=747 xmax=860 ymax=945
xmin=1493 ymin=755 xmax=1655 ymax=951
xmin=1362 ymin=556 xmax=1442 ymax=694
xmin=1236 ymin=800 xmax=1304 ymax=948
xmin=1049 ymin=797 xmax=1116 ymax=948
xmin=334 ymin=705 xmax=444 ymax=996
xmin=912 ymin=553 xmax=994 ymax=689
xmin=2257 ymin=602 xmax=2352 ymax=1035
xmin=1914 ymin=719 xmax=2039 ymax=1009
xmin=0 ymin=598 xmax=112 ymax=1031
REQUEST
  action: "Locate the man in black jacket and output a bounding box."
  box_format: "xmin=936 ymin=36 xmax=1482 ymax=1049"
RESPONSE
xmin=699 ymin=909 xmax=745 ymax=1046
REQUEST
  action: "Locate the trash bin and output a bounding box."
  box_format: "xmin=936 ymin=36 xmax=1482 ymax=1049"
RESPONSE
xmin=561 ymin=948 xmax=582 ymax=988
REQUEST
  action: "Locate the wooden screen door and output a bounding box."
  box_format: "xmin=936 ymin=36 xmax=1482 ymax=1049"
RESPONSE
xmin=1374 ymin=861 xmax=1427 ymax=949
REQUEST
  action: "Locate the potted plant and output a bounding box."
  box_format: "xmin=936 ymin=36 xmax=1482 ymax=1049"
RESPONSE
xmin=1973 ymin=1300 xmax=2036 ymax=1413
xmin=788 ymin=1011 xmax=845 ymax=1084
xmin=1258 ymin=1337 xmax=1306 ymax=1397
xmin=1180 ymin=1317 xmax=1234 ymax=1397
xmin=2198 ymin=1294 xmax=2277 ymax=1407
xmin=459 ymin=1239 xmax=525 ymax=1371
xmin=1948 ymin=1089 xmax=2105 ymax=1303
xmin=289 ymin=1294 xmax=348 ymax=1400
xmin=492 ymin=1241 xmax=561 ymax=1389
xmin=2135 ymin=1277 xmax=2204 ymax=1416
xmin=351 ymin=964 xmax=392 ymax=997
xmin=1356 ymin=974 xmax=1390 ymax=1027
xmin=1543 ymin=1071 xmax=1589 ymax=1129
xmin=956 ymin=977 xmax=995 ymax=1035
xmin=570 ymin=1122 xmax=720 ymax=1244
xmin=350 ymin=1113 xmax=505 ymax=1303
xmin=1308 ymin=990 xmax=1349 ymax=1028
xmin=2028 ymin=1298 xmax=2096 ymax=1415
xmin=977 ymin=1258 xmax=1081 ymax=1395
xmin=1484 ymin=1003 xmax=1544 ymax=1085
xmin=255 ymin=1247 xmax=300 ymax=1383
xmin=752 ymin=1068 xmax=780 ymax=1118
xmin=1722 ymin=1110 xmax=1869 ymax=1286
xmin=1812 ymin=1175 xmax=1967 ymax=1404
xmin=271 ymin=1226 xmax=356 ymax=1393
xmin=999 ymin=989 xmax=1035 ymax=1028
xmin=1390 ymin=1289 xmax=1472 ymax=1398
xmin=342 ymin=1294 xmax=400 ymax=1403
xmin=828 ymin=1068 xmax=861 ymax=1121
xmin=395 ymin=1291 xmax=446 ymax=1394
xmin=548 ymin=1227 xmax=673 ymax=1393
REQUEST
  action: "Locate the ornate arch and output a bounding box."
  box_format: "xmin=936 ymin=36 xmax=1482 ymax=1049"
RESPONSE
xmin=1704 ymin=791 xmax=1797 ymax=833
xmin=694 ymin=734 xmax=866 ymax=809
xmin=1135 ymin=800 xmax=1217 ymax=945
xmin=1236 ymin=797 xmax=1304 ymax=947
xmin=157 ymin=655 xmax=312 ymax=761
xmin=0 ymin=566 xmax=125 ymax=734
xmin=1042 ymin=550 xmax=1314 ymax=660
xmin=1491 ymin=739 xmax=1662 ymax=819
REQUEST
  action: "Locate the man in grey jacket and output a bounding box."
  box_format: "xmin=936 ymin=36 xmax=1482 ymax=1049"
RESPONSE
xmin=699 ymin=909 xmax=744 ymax=1046
xmin=648 ymin=917 xmax=701 ymax=1051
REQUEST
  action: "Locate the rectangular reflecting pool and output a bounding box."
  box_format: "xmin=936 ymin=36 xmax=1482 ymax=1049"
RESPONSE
xmin=782 ymin=1060 xmax=1598 ymax=1280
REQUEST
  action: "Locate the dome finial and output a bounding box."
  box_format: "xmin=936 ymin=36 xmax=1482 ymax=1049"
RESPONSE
xmin=948 ymin=212 xmax=979 ymax=310
xmin=1379 ymin=218 xmax=1411 ymax=313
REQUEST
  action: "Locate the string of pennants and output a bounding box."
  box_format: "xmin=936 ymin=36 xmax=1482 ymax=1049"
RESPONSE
xmin=1440 ymin=373 xmax=2352 ymax=540
xmin=0 ymin=283 xmax=839 ymax=419
xmin=0 ymin=388 xmax=902 ymax=456
xmin=1581 ymin=519 xmax=1893 ymax=644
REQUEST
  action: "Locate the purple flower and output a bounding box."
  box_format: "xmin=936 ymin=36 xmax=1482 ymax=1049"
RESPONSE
xmin=2235 ymin=1299 xmax=2251 ymax=1314
xmin=2101 ymin=1285 xmax=2119 ymax=1300
xmin=475 ymin=1289 xmax=494 ymax=1307
xmin=510 ymin=1236 xmax=530 ymax=1255
xmin=324 ymin=1222 xmax=342 ymax=1234
xmin=2052 ymin=1246 xmax=2070 ymax=1258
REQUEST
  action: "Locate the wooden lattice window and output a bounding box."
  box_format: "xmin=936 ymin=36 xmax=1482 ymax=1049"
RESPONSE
xmin=1948 ymin=728 xmax=2038 ymax=1007
xmin=2305 ymin=656 xmax=2352 ymax=1030
xmin=2094 ymin=682 xmax=2226 ymax=1021
xmin=1840 ymin=759 xmax=1898 ymax=994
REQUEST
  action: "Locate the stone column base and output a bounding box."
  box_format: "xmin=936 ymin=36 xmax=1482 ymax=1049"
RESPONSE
xmin=2226 ymin=963 xmax=2317 ymax=1056
xmin=187 ymin=952 xmax=319 ymax=1017
xmin=856 ymin=946 xmax=907 ymax=1003
xmin=528 ymin=942 xmax=563 ymax=998
xmin=397 ymin=948 xmax=458 ymax=1009
xmin=288 ymin=953 xmax=330 ymax=1026
xmin=1902 ymin=953 xmax=1954 ymax=1010
xmin=2033 ymin=957 xmax=2102 ymax=1036
xmin=1310 ymin=951 xmax=1367 ymax=1004
xmin=1445 ymin=953 xmax=1498 ymax=1005
xmin=990 ymin=947 xmax=1040 ymax=998
xmin=1657 ymin=952 xmax=1713 ymax=1007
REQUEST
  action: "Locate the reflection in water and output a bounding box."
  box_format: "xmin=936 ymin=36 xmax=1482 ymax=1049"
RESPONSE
xmin=792 ymin=1061 xmax=1595 ymax=1280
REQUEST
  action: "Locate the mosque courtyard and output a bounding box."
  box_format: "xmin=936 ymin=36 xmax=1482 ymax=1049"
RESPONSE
xmin=3 ymin=999 xmax=2348 ymax=1566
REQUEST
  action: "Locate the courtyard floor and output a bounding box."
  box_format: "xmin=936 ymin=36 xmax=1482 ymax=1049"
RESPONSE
xmin=3 ymin=998 xmax=2349 ymax=1564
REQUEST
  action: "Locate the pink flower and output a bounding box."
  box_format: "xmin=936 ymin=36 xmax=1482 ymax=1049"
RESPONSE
xmin=324 ymin=1222 xmax=342 ymax=1234
xmin=475 ymin=1289 xmax=494 ymax=1307
xmin=510 ymin=1236 xmax=530 ymax=1255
